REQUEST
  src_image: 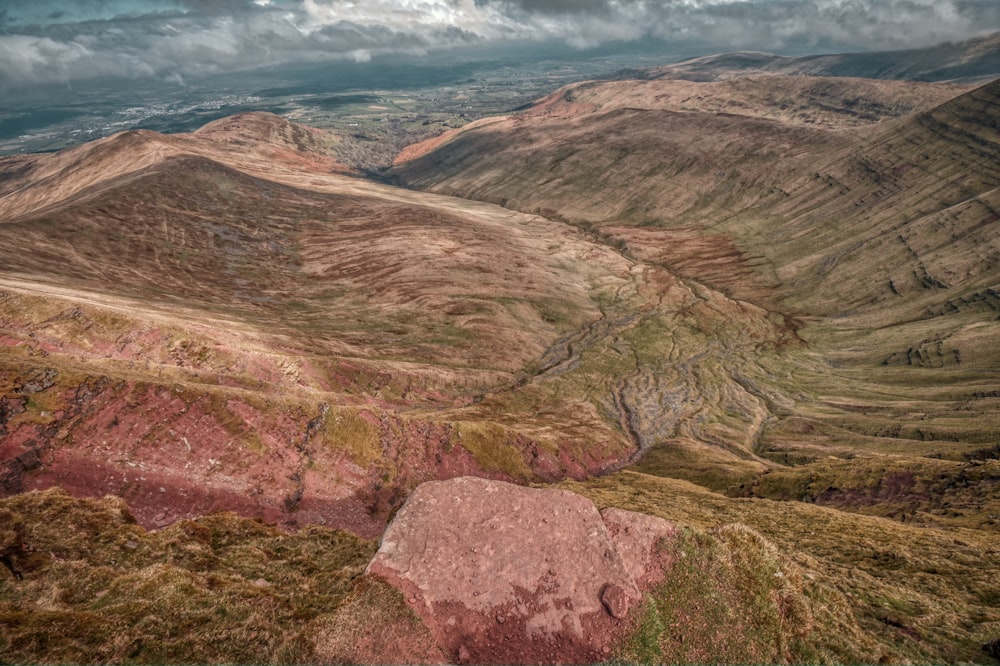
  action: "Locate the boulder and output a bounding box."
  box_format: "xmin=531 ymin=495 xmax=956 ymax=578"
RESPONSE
xmin=366 ymin=477 xmax=676 ymax=664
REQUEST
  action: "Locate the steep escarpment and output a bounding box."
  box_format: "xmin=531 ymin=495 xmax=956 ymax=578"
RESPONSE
xmin=646 ymin=32 xmax=1000 ymax=83
xmin=393 ymin=79 xmax=1000 ymax=320
xmin=729 ymin=79 xmax=1000 ymax=463
xmin=760 ymin=78 xmax=1000 ymax=318
xmin=392 ymin=98 xmax=846 ymax=228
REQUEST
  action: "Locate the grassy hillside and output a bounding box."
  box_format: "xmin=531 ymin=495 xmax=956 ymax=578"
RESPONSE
xmin=391 ymin=77 xmax=1000 ymax=474
xmin=2 ymin=481 xmax=996 ymax=665
xmin=568 ymin=471 xmax=1000 ymax=665
xmin=0 ymin=113 xmax=642 ymax=535
xmin=0 ymin=488 xmax=380 ymax=664
xmin=389 ymin=84 xmax=1000 ymax=666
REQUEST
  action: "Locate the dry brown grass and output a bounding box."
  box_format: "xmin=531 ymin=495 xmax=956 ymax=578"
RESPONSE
xmin=567 ymin=471 xmax=1000 ymax=664
xmin=319 ymin=409 xmax=382 ymax=468
xmin=310 ymin=575 xmax=446 ymax=664
xmin=731 ymin=454 xmax=1000 ymax=532
xmin=392 ymin=74 xmax=1000 ymax=479
xmin=522 ymin=76 xmax=969 ymax=130
xmin=616 ymin=523 xmax=879 ymax=665
xmin=4 ymin=81 xmax=1000 ymax=663
xmin=0 ymin=488 xmax=376 ymax=665
xmin=3 ymin=485 xmax=902 ymax=665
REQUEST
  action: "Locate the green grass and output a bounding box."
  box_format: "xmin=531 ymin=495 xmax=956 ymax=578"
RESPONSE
xmin=631 ymin=438 xmax=767 ymax=492
xmin=319 ymin=409 xmax=382 ymax=468
xmin=450 ymin=421 xmax=534 ymax=479
xmin=617 ymin=524 xmax=833 ymax=665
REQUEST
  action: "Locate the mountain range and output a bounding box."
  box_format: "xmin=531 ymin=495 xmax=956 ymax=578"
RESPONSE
xmin=1 ymin=35 xmax=999 ymax=665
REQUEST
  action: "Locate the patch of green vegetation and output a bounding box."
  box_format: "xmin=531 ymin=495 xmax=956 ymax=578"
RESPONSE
xmin=618 ymin=523 xmax=825 ymax=665
xmin=310 ymin=94 xmax=381 ymax=111
xmin=424 ymin=320 xmax=477 ymax=347
xmin=451 ymin=421 xmax=533 ymax=479
xmin=320 ymin=409 xmax=382 ymax=468
xmin=18 ymin=392 xmax=61 ymax=426
xmin=533 ymin=296 xmax=581 ymax=330
xmin=632 ymin=438 xmax=766 ymax=493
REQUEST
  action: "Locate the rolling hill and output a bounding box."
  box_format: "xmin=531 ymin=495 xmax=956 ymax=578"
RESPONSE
xmin=0 ymin=112 xmax=647 ymax=540
xmin=385 ymin=74 xmax=1000 ymax=661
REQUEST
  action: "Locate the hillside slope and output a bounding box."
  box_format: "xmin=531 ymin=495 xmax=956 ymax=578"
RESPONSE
xmin=0 ymin=112 xmax=642 ymax=536
xmin=391 ymin=76 xmax=1000 ymax=489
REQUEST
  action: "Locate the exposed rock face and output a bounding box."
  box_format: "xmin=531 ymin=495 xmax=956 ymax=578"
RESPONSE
xmin=366 ymin=477 xmax=676 ymax=664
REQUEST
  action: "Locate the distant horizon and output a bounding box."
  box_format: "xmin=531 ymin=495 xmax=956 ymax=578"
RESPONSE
xmin=2 ymin=29 xmax=999 ymax=159
xmin=0 ymin=35 xmax=927 ymax=101
xmin=2 ymin=0 xmax=999 ymax=96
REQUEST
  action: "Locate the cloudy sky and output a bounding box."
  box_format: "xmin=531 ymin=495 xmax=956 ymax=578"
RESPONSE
xmin=1 ymin=0 xmax=998 ymax=92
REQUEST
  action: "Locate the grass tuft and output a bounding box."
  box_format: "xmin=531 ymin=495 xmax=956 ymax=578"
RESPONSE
xmin=616 ymin=523 xmax=846 ymax=665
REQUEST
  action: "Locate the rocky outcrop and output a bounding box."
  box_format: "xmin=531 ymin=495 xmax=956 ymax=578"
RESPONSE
xmin=366 ymin=477 xmax=676 ymax=664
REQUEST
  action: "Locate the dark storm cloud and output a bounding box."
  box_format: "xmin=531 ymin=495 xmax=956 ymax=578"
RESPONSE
xmin=0 ymin=0 xmax=997 ymax=92
xmin=171 ymin=0 xmax=272 ymax=16
xmin=693 ymin=0 xmax=1000 ymax=49
xmin=475 ymin=0 xmax=1000 ymax=48
xmin=475 ymin=0 xmax=613 ymax=14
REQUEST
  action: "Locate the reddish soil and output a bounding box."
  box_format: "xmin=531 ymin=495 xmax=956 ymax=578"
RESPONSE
xmin=0 ymin=110 xmax=642 ymax=541
xmin=0 ymin=370 xmax=622 ymax=538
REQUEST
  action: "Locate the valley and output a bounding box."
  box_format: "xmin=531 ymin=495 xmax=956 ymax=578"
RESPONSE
xmin=392 ymin=73 xmax=1000 ymax=474
xmin=2 ymin=34 xmax=1000 ymax=665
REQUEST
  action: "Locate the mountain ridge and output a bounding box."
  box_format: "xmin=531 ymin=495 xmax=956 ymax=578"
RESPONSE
xmin=646 ymin=32 xmax=1000 ymax=83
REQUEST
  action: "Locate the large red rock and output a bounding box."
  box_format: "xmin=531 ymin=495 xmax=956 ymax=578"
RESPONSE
xmin=366 ymin=477 xmax=676 ymax=664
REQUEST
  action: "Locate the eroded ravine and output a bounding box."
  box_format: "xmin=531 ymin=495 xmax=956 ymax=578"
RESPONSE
xmin=467 ymin=209 xmax=801 ymax=474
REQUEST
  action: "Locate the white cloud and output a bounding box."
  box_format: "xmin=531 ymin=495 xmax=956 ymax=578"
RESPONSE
xmin=0 ymin=0 xmax=997 ymax=92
